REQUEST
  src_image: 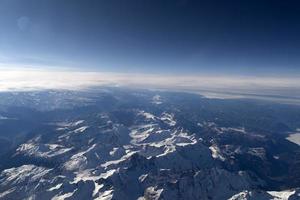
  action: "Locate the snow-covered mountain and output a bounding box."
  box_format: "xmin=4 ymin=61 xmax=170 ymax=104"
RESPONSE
xmin=0 ymin=88 xmax=300 ymax=200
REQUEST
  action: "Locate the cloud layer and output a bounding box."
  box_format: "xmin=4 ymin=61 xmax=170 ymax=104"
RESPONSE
xmin=0 ymin=67 xmax=300 ymax=103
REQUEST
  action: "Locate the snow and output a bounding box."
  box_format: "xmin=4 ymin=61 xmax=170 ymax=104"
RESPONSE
xmin=152 ymin=95 xmax=163 ymax=105
xmin=201 ymin=121 xmax=247 ymax=135
xmin=175 ymin=130 xmax=197 ymax=147
xmin=64 ymin=153 xmax=87 ymax=171
xmin=0 ymin=188 xmax=15 ymax=199
xmin=94 ymin=189 xmax=114 ymax=200
xmin=17 ymin=142 xmax=73 ymax=158
xmin=71 ymin=168 xmax=115 ymax=183
xmin=139 ymin=187 xmax=163 ymax=200
xmin=73 ymin=120 xmax=85 ymax=126
xmin=56 ymin=120 xmax=85 ymax=128
xmin=92 ymin=170 xmax=117 ymax=198
xmin=73 ymin=126 xmax=89 ymax=133
xmin=220 ymin=127 xmax=246 ymax=134
xmin=154 ymin=129 xmax=197 ymax=157
xmin=204 ymin=121 xmax=217 ymax=127
xmin=64 ymin=144 xmax=96 ymax=171
xmin=286 ymin=129 xmax=300 ymax=146
xmin=230 ymin=189 xmax=298 ymax=200
xmin=138 ymin=111 xmax=156 ymax=120
xmin=228 ymin=191 xmax=251 ymax=200
xmin=130 ymin=111 xmax=195 ymax=158
xmin=0 ymin=165 xmax=52 ymax=185
xmin=47 ymin=183 xmax=63 ymax=191
xmin=138 ymin=174 xmax=148 ymax=182
xmin=0 ymin=115 xmax=9 ymax=120
xmin=197 ymin=122 xmax=203 ymax=127
xmin=130 ymin=119 xmax=197 ymax=158
xmin=130 ymin=124 xmax=157 ymax=144
xmin=93 ymin=183 xmax=104 ymax=197
xmin=0 ymin=115 xmax=17 ymax=120
xmin=267 ymin=190 xmax=296 ymax=200
xmin=160 ymin=112 xmax=176 ymax=126
xmin=109 ymin=147 xmax=119 ymax=156
xmin=247 ymin=147 xmax=266 ymax=159
xmin=69 ymin=168 xmax=116 ymax=199
xmin=71 ymin=170 xmax=99 ymax=184
xmin=101 ymin=169 xmax=117 ymax=179
xmin=209 ymin=145 xmax=226 ymax=161
xmin=51 ymin=189 xmax=77 ymax=200
xmin=101 ymin=151 xmax=138 ymax=169
xmin=273 ymin=155 xmax=280 ymax=159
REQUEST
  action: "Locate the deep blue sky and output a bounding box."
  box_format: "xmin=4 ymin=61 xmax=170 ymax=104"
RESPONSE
xmin=1 ymin=0 xmax=300 ymax=75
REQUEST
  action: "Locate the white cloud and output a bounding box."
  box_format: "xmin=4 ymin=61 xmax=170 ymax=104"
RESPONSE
xmin=0 ymin=67 xmax=299 ymax=103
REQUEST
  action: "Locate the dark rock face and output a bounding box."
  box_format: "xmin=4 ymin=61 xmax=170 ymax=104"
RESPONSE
xmin=0 ymin=88 xmax=299 ymax=200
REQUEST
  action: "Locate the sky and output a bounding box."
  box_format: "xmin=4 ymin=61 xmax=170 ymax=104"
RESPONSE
xmin=0 ymin=0 xmax=300 ymax=103
xmin=1 ymin=0 xmax=300 ymax=76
